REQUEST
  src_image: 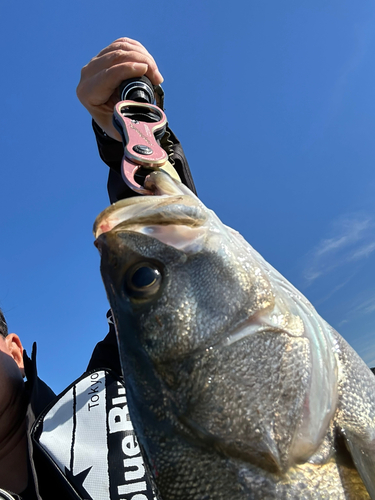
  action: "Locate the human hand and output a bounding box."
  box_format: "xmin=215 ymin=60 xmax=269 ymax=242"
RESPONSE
xmin=77 ymin=37 xmax=164 ymax=141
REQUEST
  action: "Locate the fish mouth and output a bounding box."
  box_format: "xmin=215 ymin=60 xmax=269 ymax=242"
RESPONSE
xmin=94 ymin=171 xmax=209 ymax=252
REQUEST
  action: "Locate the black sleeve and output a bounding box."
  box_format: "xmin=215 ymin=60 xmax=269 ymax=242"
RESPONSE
xmin=92 ymin=120 xmax=197 ymax=203
xmin=86 ymin=311 xmax=121 ymax=375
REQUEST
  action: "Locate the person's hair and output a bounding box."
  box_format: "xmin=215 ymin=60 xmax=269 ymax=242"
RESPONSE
xmin=0 ymin=309 xmax=8 ymax=337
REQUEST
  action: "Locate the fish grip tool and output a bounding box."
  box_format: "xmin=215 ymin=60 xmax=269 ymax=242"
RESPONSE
xmin=113 ymin=77 xmax=180 ymax=195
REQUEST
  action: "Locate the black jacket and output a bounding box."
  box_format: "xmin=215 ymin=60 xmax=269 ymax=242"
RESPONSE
xmin=18 ymin=323 xmax=121 ymax=500
xmin=92 ymin=120 xmax=197 ymax=203
xmin=3 ymin=122 xmax=195 ymax=500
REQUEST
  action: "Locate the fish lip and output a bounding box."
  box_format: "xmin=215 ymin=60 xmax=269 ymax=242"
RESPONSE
xmin=93 ymin=194 xmax=207 ymax=239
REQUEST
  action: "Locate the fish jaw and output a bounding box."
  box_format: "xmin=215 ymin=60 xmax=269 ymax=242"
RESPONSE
xmin=94 ymin=169 xmax=200 ymax=238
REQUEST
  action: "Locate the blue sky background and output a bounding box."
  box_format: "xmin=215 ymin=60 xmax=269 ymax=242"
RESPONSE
xmin=0 ymin=1 xmax=374 ymax=393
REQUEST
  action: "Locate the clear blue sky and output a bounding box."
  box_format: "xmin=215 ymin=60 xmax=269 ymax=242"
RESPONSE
xmin=0 ymin=1 xmax=374 ymax=393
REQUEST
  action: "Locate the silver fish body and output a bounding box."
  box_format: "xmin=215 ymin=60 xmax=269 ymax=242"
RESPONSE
xmin=94 ymin=172 xmax=375 ymax=499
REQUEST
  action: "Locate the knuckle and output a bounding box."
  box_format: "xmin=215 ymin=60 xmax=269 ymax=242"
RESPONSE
xmin=111 ymin=48 xmax=144 ymax=64
xmin=80 ymin=63 xmax=90 ymax=75
xmin=114 ymin=36 xmax=131 ymax=44
xmin=111 ymin=48 xmax=130 ymax=60
xmin=112 ymin=40 xmax=132 ymax=52
xmin=112 ymin=49 xmax=124 ymax=59
xmin=116 ymin=50 xmax=133 ymax=64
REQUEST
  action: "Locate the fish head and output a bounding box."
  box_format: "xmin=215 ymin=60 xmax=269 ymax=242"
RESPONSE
xmin=94 ymin=171 xmax=338 ymax=472
xmin=95 ymin=172 xmax=274 ymax=366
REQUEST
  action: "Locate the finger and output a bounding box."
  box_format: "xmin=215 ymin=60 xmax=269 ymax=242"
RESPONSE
xmin=77 ymin=62 xmax=149 ymax=106
xmin=85 ymin=49 xmax=154 ymax=74
xmin=96 ymin=37 xmax=150 ymax=56
xmin=115 ymin=40 xmax=161 ymax=78
xmin=95 ymin=40 xmax=161 ymax=78
xmin=91 ymin=39 xmax=161 ymax=82
xmin=112 ymin=37 xmax=146 ymax=48
xmin=81 ymin=49 xmax=163 ymax=85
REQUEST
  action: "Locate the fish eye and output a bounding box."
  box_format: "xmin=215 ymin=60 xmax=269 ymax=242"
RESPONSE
xmin=124 ymin=263 xmax=162 ymax=299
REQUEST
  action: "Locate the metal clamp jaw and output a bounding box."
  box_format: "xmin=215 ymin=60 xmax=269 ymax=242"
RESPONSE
xmin=113 ymin=101 xmax=180 ymax=195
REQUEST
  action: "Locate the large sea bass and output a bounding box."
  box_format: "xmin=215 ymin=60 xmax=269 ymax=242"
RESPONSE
xmin=94 ymin=171 xmax=375 ymax=499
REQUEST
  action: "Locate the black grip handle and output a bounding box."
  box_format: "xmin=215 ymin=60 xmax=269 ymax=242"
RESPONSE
xmin=120 ymin=76 xmax=154 ymax=103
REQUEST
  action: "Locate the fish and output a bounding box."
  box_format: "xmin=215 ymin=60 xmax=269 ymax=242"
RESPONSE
xmin=94 ymin=171 xmax=375 ymax=500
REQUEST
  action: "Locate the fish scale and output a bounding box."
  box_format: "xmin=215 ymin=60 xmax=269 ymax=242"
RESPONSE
xmin=94 ymin=171 xmax=375 ymax=499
